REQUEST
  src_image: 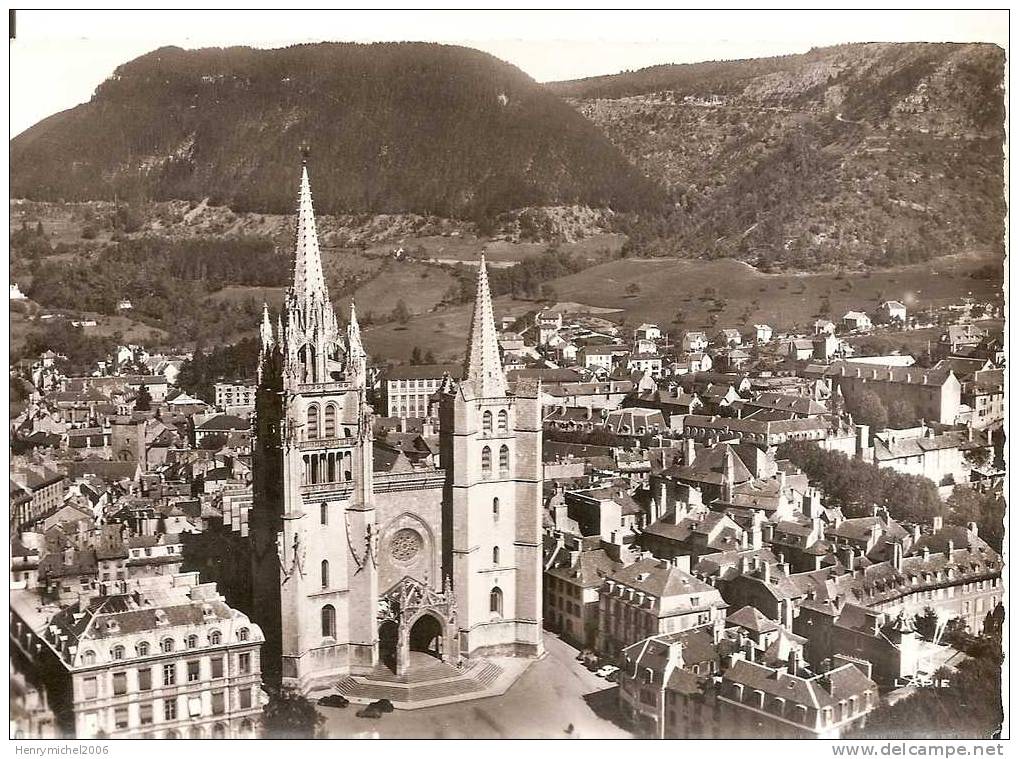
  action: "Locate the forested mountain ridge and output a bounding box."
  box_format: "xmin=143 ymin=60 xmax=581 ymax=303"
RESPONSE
xmin=549 ymin=42 xmax=1005 ymax=269
xmin=10 ymin=42 xmax=662 ymax=220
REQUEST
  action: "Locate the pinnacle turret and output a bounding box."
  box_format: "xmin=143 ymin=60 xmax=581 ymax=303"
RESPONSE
xmin=464 ymin=253 xmax=506 ymax=397
xmin=260 ymin=302 xmax=274 ymax=350
xmin=348 ymin=302 xmax=364 ymax=359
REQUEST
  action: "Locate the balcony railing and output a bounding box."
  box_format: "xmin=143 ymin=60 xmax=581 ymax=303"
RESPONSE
xmin=299 ymin=481 xmax=355 ymax=498
xmin=296 ymin=438 xmax=356 ymax=452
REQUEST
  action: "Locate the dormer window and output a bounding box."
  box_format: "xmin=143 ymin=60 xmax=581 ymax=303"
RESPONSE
xmin=237 ymin=627 xmax=250 ymax=642
xmin=161 ymin=638 xmax=175 ymax=653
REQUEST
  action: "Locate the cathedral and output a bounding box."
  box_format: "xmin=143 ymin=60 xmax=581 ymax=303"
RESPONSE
xmin=250 ymin=160 xmax=543 ymax=694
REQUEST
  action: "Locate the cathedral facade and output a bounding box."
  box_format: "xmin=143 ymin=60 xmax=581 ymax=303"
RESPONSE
xmin=250 ymin=163 xmax=542 ymax=693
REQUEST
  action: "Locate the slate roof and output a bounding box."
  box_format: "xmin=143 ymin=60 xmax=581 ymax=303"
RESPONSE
xmin=386 ymin=363 xmax=463 ymax=381
xmin=726 ymin=605 xmax=781 ymax=634
xmin=547 ymin=548 xmax=622 ymax=588
xmin=607 ymin=557 xmax=718 ymax=600
xmin=723 ymin=659 xmax=875 ymax=709
xmin=196 ymin=414 xmax=249 ymax=431
xmin=826 ymin=361 xmax=954 ymax=387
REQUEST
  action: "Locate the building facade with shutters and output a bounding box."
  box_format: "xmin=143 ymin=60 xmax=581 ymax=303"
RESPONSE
xmin=9 ymin=572 xmax=263 ymax=739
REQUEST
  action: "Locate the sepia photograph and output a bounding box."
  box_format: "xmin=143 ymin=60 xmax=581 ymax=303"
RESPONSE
xmin=7 ymin=8 xmax=1007 ymax=745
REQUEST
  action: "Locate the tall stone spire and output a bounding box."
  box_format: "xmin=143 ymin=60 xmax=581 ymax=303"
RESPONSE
xmin=464 ymin=253 xmax=506 ymax=397
xmin=292 ymin=161 xmax=329 ymax=306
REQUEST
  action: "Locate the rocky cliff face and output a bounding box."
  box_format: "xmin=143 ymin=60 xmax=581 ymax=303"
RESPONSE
xmin=551 ymin=43 xmax=1005 ymax=269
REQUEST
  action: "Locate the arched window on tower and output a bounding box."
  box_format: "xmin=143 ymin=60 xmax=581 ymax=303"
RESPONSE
xmin=493 ymin=546 xmax=500 ymax=565
xmin=492 ymin=497 xmax=500 ymax=519
xmin=499 ymin=445 xmax=510 ymax=472
xmin=490 ymin=587 xmax=503 ymax=616
xmin=321 ymin=605 xmax=336 ymax=638
xmin=482 ymin=410 xmax=493 ymax=435
xmin=307 ymin=404 xmax=320 ymax=439
xmin=481 ymin=446 xmax=492 ymax=473
xmin=320 ymin=502 xmax=328 ymax=525
xmin=324 ymin=404 xmax=337 ymax=438
xmin=498 ymin=409 xmax=508 ymax=433
xmin=321 ymin=560 xmax=329 ymax=589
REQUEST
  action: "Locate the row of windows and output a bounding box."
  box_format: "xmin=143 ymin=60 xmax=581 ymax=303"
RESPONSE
xmin=101 ymin=688 xmax=254 ymax=731
xmin=80 ymin=629 xmax=249 ymax=664
xmin=481 ymin=409 xmax=510 ymax=435
xmin=83 ymin=652 xmax=253 ymax=698
xmin=144 ymin=720 xmax=249 ymax=739
xmin=304 ymin=452 xmax=353 ymax=485
xmin=306 ymin=403 xmax=348 ymax=439
xmin=480 ymin=445 xmax=510 ymax=473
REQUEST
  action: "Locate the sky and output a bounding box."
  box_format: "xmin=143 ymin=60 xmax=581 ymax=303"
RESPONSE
xmin=8 ymin=9 xmax=1009 ymax=138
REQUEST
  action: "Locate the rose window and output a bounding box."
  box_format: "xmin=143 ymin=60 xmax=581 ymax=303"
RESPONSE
xmin=390 ymin=529 xmax=423 ymax=562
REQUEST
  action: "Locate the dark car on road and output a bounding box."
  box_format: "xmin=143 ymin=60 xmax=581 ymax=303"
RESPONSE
xmin=356 ymin=705 xmax=383 ymax=719
xmin=371 ymin=699 xmax=395 ymax=713
xmin=319 ymin=694 xmax=350 ymax=708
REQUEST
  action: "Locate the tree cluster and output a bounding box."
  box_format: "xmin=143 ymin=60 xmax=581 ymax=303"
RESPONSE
xmin=776 ymin=440 xmax=942 ymax=521
xmin=176 ymin=338 xmax=260 ymax=403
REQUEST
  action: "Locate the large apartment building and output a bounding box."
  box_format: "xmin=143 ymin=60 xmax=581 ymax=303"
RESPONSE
xmin=384 ymin=364 xmax=463 ymax=418
xmin=10 ymin=572 xmax=264 ymax=739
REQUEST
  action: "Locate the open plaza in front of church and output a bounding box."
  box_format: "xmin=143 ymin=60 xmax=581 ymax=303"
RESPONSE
xmin=317 ymin=632 xmax=633 ymax=739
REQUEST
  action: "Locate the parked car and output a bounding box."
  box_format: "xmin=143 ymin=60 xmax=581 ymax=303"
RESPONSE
xmin=319 ymin=694 xmax=350 ymax=709
xmin=596 ymin=665 xmax=619 ymax=679
xmin=356 ymin=705 xmax=383 ymax=719
xmin=371 ymin=699 xmax=395 ymax=714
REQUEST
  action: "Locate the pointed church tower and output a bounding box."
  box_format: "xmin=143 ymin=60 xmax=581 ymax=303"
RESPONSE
xmin=439 ymin=253 xmax=543 ymax=660
xmin=251 ymin=156 xmax=377 ymax=691
xmin=464 ymin=254 xmax=507 ymax=398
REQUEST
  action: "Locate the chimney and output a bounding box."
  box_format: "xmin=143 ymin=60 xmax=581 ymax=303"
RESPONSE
xmin=740 ymin=531 xmax=749 ymax=550
xmin=892 ymin=542 xmax=903 ymax=571
xmin=738 ymin=556 xmax=749 ymax=575
xmin=762 ymin=561 xmax=772 ymax=584
xmin=841 ymin=546 xmax=855 ymax=571
xmin=787 ymin=648 xmax=800 ymax=676
xmin=946 ymin=539 xmax=955 ymax=558
xmin=812 ymin=517 xmax=824 ymax=542
xmin=922 ymin=546 xmax=930 ymax=561
xmin=684 ymin=438 xmax=696 ymax=466
xmin=912 ymin=524 xmax=921 ymax=544
xmin=671 ymin=555 xmax=692 ymax=573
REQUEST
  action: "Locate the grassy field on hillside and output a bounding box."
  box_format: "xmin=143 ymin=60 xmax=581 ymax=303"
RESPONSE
xmin=542 ymin=252 xmax=1002 ymax=334
xmin=9 ymin=308 xmax=169 ymax=357
xmin=337 ymin=261 xmax=458 ymax=322
xmin=386 ymin=231 xmax=626 ymax=264
xmin=362 ymin=295 xmax=534 ymax=363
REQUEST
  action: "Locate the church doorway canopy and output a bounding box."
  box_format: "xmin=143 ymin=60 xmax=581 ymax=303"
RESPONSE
xmin=377 ymin=576 xmax=459 ymax=675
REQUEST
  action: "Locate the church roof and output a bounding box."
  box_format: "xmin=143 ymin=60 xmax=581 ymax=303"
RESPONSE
xmin=463 ymin=254 xmax=506 ymax=398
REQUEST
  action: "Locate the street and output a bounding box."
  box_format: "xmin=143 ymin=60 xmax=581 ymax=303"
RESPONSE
xmin=317 ymin=632 xmax=634 ymax=739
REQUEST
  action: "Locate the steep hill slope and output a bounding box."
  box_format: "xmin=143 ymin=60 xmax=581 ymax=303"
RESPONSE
xmin=11 ymin=43 xmax=662 ymax=219
xmin=549 ymin=43 xmax=1005 ymax=269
